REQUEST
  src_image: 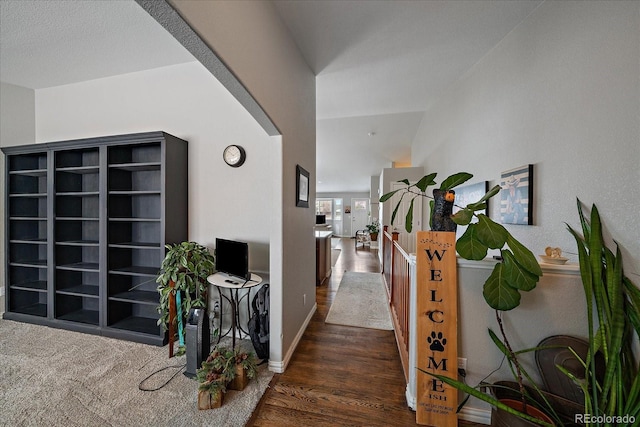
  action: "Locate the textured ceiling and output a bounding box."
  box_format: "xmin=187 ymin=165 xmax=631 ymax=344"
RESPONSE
xmin=273 ymin=0 xmax=542 ymax=193
xmin=0 ymin=0 xmax=195 ymax=89
xmin=0 ymin=0 xmax=542 ymax=193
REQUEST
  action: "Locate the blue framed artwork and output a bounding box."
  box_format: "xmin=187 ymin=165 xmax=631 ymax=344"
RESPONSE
xmin=500 ymin=164 xmax=533 ymax=225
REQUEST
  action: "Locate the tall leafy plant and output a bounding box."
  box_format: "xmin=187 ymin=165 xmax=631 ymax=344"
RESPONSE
xmin=565 ymin=200 xmax=639 ymax=426
xmin=381 ymin=172 xmax=553 ymax=424
xmin=380 ymin=172 xmax=543 ymax=311
xmin=156 ymin=241 xmax=215 ymax=353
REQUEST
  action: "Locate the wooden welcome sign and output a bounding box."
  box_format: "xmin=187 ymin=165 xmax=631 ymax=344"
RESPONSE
xmin=415 ymin=231 xmax=458 ymax=426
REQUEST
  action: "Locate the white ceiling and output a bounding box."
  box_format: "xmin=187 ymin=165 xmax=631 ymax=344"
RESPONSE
xmin=0 ymin=0 xmax=542 ymax=193
xmin=0 ymin=0 xmax=196 ymax=88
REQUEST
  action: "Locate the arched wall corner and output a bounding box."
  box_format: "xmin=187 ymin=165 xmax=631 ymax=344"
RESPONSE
xmin=134 ymin=0 xmax=281 ymax=137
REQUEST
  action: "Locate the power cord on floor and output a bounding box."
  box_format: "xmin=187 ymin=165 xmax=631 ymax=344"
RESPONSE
xmin=138 ymin=363 xmax=187 ymax=392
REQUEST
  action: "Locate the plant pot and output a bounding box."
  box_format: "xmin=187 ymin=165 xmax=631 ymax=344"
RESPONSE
xmin=369 ymin=232 xmax=378 ymax=241
xmin=492 ymin=399 xmax=555 ymax=427
xmin=228 ymin=364 xmax=249 ymax=391
xmin=488 ymin=380 xmax=585 ymax=426
xmin=198 ymin=389 xmax=224 ymax=410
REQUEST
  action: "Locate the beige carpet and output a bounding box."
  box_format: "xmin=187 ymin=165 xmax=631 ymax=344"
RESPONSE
xmin=325 ymin=272 xmax=393 ymax=330
xmin=0 ymin=319 xmax=273 ymax=426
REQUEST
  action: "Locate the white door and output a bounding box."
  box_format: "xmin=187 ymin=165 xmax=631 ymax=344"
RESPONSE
xmin=351 ymin=198 xmax=369 ymax=236
xmin=388 ymin=182 xmax=422 ymax=254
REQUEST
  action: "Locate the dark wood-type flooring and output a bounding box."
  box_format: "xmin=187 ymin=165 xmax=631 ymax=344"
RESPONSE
xmin=247 ymin=237 xmax=483 ymax=426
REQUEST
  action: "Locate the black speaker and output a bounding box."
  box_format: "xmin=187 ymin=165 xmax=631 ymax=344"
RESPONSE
xmin=184 ymin=308 xmax=210 ymax=378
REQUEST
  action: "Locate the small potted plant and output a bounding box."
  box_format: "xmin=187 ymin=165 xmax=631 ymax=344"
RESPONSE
xmin=196 ymin=354 xmax=228 ymax=410
xmin=229 ymin=348 xmax=259 ymax=391
xmin=366 ymin=220 xmax=380 ymax=240
xmin=204 ymin=346 xmax=259 ymax=391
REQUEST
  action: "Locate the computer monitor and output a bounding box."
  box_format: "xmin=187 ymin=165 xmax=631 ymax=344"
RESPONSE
xmin=316 ymin=214 xmax=326 ymax=224
xmin=215 ymin=238 xmax=250 ymax=280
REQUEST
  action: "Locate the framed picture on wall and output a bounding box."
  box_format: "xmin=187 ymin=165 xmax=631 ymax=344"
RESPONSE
xmin=296 ymin=165 xmax=309 ymax=207
xmin=500 ymin=164 xmax=533 ymax=225
xmin=453 ymin=181 xmax=489 ymax=218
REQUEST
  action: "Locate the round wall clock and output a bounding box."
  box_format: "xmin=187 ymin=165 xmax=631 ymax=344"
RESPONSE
xmin=223 ymin=145 xmax=246 ymax=167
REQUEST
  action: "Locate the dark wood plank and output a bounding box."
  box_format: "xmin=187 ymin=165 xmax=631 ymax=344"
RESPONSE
xmin=247 ymin=237 xmax=484 ymax=427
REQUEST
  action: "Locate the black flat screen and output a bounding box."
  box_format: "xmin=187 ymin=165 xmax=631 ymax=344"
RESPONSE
xmin=215 ymin=238 xmax=250 ymax=280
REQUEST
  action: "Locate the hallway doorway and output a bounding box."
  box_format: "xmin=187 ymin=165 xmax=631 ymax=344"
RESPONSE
xmin=350 ymin=198 xmax=370 ymax=237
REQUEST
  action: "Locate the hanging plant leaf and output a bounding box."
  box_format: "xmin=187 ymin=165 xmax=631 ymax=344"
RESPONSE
xmin=475 ymin=214 xmax=508 ymax=249
xmin=415 ymin=173 xmax=438 ymax=192
xmin=390 ymin=192 xmax=405 ymax=225
xmin=465 ymin=202 xmax=487 ymax=213
xmin=405 ymin=197 xmax=415 ymax=233
xmin=452 ymin=208 xmax=473 ymax=225
xmin=439 ymin=172 xmax=473 ymax=191
xmin=483 ymin=262 xmax=521 ymax=311
xmin=380 ymin=189 xmax=402 ymax=203
xmin=502 ymin=249 xmax=538 ymax=292
xmin=506 ymin=234 xmax=542 ymax=277
xmin=478 ymin=185 xmax=501 ymax=203
xmin=456 ymin=223 xmax=488 ymax=260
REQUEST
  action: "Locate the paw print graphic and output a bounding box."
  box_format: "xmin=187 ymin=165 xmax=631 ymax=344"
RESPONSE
xmin=427 ymin=331 xmax=446 ymax=352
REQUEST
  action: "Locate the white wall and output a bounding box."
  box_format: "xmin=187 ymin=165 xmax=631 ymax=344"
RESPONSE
xmin=36 ymin=62 xmax=274 ymax=262
xmin=0 ymin=82 xmax=36 ymax=303
xmin=379 ymin=167 xmax=425 ymax=227
xmin=406 ymin=261 xmax=587 ymax=418
xmin=413 ymin=1 xmax=639 ymax=275
xmin=165 ymin=0 xmax=316 ymax=370
xmin=34 ymin=61 xmax=276 ymax=352
xmin=409 ymin=1 xmax=639 ymax=418
xmin=0 ymin=83 xmax=36 ymax=147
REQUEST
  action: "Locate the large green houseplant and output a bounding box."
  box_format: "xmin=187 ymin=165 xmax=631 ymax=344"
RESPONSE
xmin=443 ymin=201 xmax=640 ymax=426
xmin=563 ymin=200 xmax=639 ymax=426
xmin=380 ymin=172 xmax=542 ymax=311
xmin=381 ymin=172 xmax=554 ymax=425
xmin=156 ymin=241 xmax=215 ymax=355
xmin=382 ymin=176 xmax=640 ymax=426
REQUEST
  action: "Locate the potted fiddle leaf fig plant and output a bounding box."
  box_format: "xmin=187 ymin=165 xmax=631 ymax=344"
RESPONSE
xmin=380 ymin=172 xmax=553 ymax=425
xmin=382 ymin=175 xmax=639 ymax=426
xmin=157 ymin=241 xmax=215 ymax=356
xmin=380 ymin=172 xmax=543 ymax=311
xmin=453 ymin=200 xmax=640 ymax=426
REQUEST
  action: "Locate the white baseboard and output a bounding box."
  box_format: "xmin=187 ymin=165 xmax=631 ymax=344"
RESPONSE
xmin=268 ymin=302 xmax=317 ymax=373
xmin=405 ymin=384 xmax=417 ymax=410
xmin=459 ymin=406 xmax=492 ymax=425
xmin=405 ymin=386 xmax=491 ymax=425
